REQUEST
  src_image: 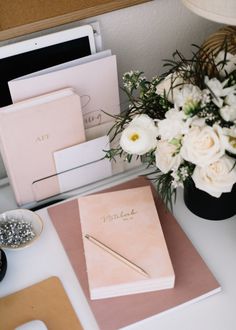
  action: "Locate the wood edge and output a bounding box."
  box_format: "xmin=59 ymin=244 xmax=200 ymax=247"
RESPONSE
xmin=0 ymin=0 xmax=151 ymax=41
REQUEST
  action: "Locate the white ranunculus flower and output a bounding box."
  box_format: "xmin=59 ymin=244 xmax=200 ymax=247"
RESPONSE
xmin=214 ymin=51 xmax=236 ymax=77
xmin=174 ymin=84 xmax=202 ymax=114
xmin=155 ymin=140 xmax=182 ymax=173
xmin=120 ymin=114 xmax=158 ymax=155
xmin=180 ymin=125 xmax=224 ymax=167
xmin=156 ymin=72 xmax=185 ymax=103
xmin=192 ymin=156 xmax=236 ymax=197
xmin=204 ymin=77 xmax=235 ymax=108
xmin=158 ymin=108 xmax=191 ymax=141
xmin=130 ymin=113 xmax=157 ymax=130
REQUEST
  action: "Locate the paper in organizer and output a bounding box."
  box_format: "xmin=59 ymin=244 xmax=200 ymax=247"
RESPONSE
xmin=8 ymin=53 xmax=120 ymax=129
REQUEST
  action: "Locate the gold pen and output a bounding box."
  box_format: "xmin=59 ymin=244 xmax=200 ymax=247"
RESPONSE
xmin=85 ymin=234 xmax=149 ymax=278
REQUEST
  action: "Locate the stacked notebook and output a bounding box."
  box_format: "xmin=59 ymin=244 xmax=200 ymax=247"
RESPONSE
xmin=0 ymin=88 xmax=86 ymax=205
xmin=79 ymin=185 xmax=175 ymax=299
xmin=48 ymin=177 xmax=221 ymax=330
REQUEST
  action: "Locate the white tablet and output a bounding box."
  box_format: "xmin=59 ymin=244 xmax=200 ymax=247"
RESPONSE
xmin=0 ymin=24 xmax=96 ymax=107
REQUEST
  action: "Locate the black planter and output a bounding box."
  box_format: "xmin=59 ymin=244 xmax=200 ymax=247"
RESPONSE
xmin=0 ymin=248 xmax=7 ymax=281
xmin=184 ymin=179 xmax=236 ymax=220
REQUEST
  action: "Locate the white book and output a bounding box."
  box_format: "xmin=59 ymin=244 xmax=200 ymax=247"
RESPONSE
xmin=12 ymin=49 xmax=112 ymax=79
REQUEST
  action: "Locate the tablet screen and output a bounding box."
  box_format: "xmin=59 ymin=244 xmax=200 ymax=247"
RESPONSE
xmin=0 ymin=36 xmax=92 ymax=107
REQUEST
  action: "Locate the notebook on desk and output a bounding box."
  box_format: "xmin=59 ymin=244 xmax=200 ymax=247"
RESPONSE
xmin=48 ymin=176 xmax=221 ymax=330
xmin=79 ymin=185 xmax=175 ymax=299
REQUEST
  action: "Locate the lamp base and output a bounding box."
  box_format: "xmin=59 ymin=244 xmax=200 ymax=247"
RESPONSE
xmin=198 ymin=26 xmax=236 ymax=75
xmin=201 ymin=26 xmax=236 ymax=56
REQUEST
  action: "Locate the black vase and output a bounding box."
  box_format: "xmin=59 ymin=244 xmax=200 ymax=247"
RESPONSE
xmin=183 ymin=179 xmax=236 ymax=220
xmin=0 ymin=248 xmax=7 ymax=281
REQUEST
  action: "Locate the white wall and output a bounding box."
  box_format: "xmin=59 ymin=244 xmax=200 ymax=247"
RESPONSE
xmin=0 ymin=0 xmax=221 ymax=179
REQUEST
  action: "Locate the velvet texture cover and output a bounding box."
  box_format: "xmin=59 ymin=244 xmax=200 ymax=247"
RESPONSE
xmin=78 ymin=186 xmax=175 ymax=299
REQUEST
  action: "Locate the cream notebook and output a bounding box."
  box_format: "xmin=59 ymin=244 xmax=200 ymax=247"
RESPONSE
xmin=78 ymin=186 xmax=175 ymax=299
xmin=0 ymin=88 xmax=85 ymax=205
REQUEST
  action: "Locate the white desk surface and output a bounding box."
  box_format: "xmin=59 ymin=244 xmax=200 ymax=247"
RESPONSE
xmin=0 ymin=172 xmax=236 ymax=330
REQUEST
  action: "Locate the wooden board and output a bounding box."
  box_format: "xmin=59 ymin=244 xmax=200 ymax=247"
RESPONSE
xmin=0 ymin=277 xmax=83 ymax=330
xmin=0 ymin=0 xmax=151 ymax=41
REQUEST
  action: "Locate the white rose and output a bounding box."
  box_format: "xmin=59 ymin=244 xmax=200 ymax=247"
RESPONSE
xmin=155 ymin=140 xmax=182 ymax=173
xmin=190 ymin=116 xmax=206 ymax=127
xmin=180 ymin=125 xmax=224 ymax=166
xmin=223 ymin=126 xmax=236 ymax=138
xmin=156 ymin=72 xmax=184 ymax=103
xmin=120 ymin=114 xmax=158 ymax=155
xmin=158 ymin=108 xmax=191 ymax=141
xmin=192 ymin=156 xmax=236 ymax=197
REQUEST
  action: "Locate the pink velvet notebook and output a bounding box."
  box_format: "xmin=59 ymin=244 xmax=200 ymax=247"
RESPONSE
xmin=0 ymin=88 xmax=85 ymax=205
xmin=79 ymin=186 xmax=175 ymax=299
xmin=48 ymin=177 xmax=221 ymax=330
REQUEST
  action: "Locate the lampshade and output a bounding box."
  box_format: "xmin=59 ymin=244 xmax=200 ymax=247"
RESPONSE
xmin=182 ymin=0 xmax=236 ymax=25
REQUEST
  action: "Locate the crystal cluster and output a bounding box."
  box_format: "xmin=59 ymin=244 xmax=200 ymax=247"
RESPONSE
xmin=0 ymin=217 xmax=36 ymax=248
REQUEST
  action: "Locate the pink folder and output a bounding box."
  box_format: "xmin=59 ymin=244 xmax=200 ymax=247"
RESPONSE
xmin=48 ymin=177 xmax=221 ymax=330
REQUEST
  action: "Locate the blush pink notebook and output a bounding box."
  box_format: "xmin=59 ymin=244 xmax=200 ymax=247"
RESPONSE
xmin=78 ymin=186 xmax=175 ymax=299
xmin=48 ymin=177 xmax=221 ymax=330
xmin=0 ymin=88 xmax=85 ymax=205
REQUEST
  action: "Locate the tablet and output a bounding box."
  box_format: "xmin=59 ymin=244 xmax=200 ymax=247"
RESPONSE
xmin=0 ymin=24 xmax=96 ymax=107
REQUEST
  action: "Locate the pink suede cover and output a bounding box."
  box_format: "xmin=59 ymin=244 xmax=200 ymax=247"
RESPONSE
xmin=48 ymin=177 xmax=220 ymax=330
xmin=0 ymin=89 xmax=85 ymax=205
xmin=78 ymin=186 xmax=175 ymax=298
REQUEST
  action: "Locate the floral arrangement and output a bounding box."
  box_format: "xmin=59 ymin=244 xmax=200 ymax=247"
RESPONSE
xmin=106 ymin=45 xmax=236 ymax=208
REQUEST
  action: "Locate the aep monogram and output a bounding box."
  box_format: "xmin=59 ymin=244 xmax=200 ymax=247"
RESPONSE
xmin=35 ymin=134 xmax=49 ymax=143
